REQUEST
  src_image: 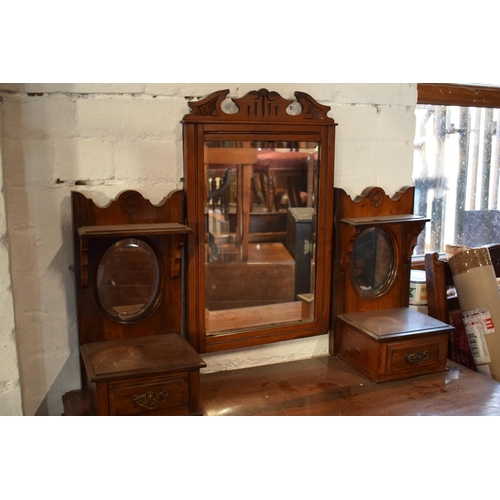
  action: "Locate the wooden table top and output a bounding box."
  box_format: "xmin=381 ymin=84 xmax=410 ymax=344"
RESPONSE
xmin=200 ymin=356 xmax=500 ymax=416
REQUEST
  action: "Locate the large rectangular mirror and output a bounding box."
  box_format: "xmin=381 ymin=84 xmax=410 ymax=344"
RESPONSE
xmin=183 ymin=89 xmax=336 ymax=353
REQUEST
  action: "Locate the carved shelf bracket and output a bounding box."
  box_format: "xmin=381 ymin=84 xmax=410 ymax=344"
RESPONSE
xmin=170 ymin=234 xmax=187 ymax=280
xmin=80 ymin=237 xmax=90 ymax=288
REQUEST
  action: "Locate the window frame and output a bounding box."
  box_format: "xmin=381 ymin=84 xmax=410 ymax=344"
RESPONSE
xmin=412 ymin=83 xmax=500 ymax=268
xmin=418 ymin=83 xmax=500 ymax=109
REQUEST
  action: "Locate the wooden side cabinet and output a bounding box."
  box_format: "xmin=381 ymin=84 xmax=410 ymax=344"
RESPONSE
xmin=81 ymin=334 xmax=206 ymax=416
xmin=64 ymin=190 xmax=207 ymax=416
xmin=335 ymin=308 xmax=452 ymax=382
xmin=330 ymin=186 xmax=452 ymax=382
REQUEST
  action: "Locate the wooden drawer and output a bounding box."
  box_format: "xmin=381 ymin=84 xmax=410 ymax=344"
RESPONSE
xmin=80 ymin=334 xmax=206 ymax=416
xmin=108 ymin=374 xmax=189 ymax=416
xmin=385 ymin=336 xmax=446 ymax=378
xmin=334 ymin=308 xmax=452 ymax=383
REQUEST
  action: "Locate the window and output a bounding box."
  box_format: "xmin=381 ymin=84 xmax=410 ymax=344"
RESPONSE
xmin=413 ymin=83 xmax=500 ymax=255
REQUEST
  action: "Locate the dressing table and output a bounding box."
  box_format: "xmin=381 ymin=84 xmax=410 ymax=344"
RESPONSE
xmin=62 ymin=88 xmax=500 ymax=416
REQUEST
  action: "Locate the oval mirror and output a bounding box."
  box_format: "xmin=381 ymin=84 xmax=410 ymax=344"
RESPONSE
xmin=350 ymin=227 xmax=394 ymax=296
xmin=97 ymin=238 xmax=161 ymax=321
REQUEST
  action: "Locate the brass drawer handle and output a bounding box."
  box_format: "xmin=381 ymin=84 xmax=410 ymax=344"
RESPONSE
xmin=405 ymin=350 xmax=429 ymax=365
xmin=133 ymin=390 xmax=168 ymax=409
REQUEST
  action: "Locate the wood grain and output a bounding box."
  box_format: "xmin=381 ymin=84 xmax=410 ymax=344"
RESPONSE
xmin=200 ymin=356 xmax=500 ymax=416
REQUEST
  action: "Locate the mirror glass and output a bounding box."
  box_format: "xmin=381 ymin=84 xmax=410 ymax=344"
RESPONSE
xmin=97 ymin=238 xmax=161 ymax=320
xmin=350 ymin=227 xmax=394 ymax=296
xmin=204 ymin=140 xmax=319 ymax=335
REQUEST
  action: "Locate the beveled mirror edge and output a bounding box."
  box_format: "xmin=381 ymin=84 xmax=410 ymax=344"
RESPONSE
xmin=96 ymin=238 xmax=162 ymax=322
xmin=349 ymin=227 xmax=396 ymax=298
xmin=183 ymin=89 xmax=337 ymax=353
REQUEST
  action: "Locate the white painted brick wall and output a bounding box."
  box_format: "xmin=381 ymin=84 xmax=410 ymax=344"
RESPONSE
xmin=0 ymin=112 xmax=23 ymax=415
xmin=0 ymin=83 xmax=418 ymax=415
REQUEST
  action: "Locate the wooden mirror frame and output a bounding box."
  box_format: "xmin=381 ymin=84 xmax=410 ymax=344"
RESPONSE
xmin=182 ymin=89 xmax=337 ymax=353
xmin=331 ymin=186 xmax=429 ymax=318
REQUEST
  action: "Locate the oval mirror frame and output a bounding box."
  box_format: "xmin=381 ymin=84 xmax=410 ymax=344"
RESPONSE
xmin=182 ymin=89 xmax=337 ymax=353
xmin=97 ymin=238 xmax=161 ymax=322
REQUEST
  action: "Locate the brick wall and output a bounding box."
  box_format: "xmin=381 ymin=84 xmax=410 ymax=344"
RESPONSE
xmin=0 ymin=83 xmax=417 ymax=415
xmin=0 ymin=91 xmax=22 ymax=415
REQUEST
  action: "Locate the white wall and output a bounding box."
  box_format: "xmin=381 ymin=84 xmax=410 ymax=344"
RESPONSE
xmin=0 ymin=89 xmax=23 ymax=415
xmin=0 ymin=83 xmax=417 ymax=415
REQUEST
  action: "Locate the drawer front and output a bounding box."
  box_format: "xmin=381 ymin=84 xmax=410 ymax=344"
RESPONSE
xmin=385 ymin=334 xmax=447 ymax=378
xmin=108 ymin=375 xmax=189 ymax=416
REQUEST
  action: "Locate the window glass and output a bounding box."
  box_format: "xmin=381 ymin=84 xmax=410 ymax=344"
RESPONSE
xmin=413 ymin=104 xmax=500 ymax=254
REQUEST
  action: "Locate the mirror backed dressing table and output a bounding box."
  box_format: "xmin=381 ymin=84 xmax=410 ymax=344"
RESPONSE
xmin=62 ymin=88 xmax=500 ymax=416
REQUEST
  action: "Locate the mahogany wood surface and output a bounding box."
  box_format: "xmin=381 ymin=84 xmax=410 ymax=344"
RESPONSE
xmin=200 ymin=356 xmax=500 ymax=416
xmin=64 ymin=355 xmax=500 ymax=415
xmin=418 ymin=83 xmax=500 ymax=108
xmin=81 ymin=333 xmax=206 ymax=382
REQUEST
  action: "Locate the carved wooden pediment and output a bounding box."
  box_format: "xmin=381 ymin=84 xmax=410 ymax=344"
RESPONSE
xmin=183 ymin=88 xmax=334 ymax=124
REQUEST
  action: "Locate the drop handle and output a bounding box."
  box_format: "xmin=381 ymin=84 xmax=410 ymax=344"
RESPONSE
xmin=405 ymin=350 xmax=429 ymax=365
xmin=133 ymin=390 xmax=168 ymax=409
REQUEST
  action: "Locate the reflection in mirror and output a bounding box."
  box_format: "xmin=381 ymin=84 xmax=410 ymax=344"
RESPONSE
xmin=351 ymin=227 xmax=394 ymax=296
xmin=204 ymin=141 xmax=319 ymax=335
xmin=97 ymin=238 xmax=160 ymax=320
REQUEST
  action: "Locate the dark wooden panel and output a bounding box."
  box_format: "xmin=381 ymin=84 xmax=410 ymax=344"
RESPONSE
xmin=418 ymin=83 xmax=500 ymax=108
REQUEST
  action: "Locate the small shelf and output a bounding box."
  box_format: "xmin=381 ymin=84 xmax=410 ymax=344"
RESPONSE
xmin=78 ymin=223 xmax=192 ymax=287
xmin=78 ymin=222 xmax=191 ymax=239
xmin=341 ymin=214 xmax=429 ymax=226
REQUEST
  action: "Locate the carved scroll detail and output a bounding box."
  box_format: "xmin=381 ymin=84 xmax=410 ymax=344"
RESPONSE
xmin=170 ymin=235 xmax=187 ymax=280
xmin=233 ymin=89 xmax=294 ymax=119
xmin=188 ymin=89 xmax=228 ymax=117
xmin=295 ymin=91 xmax=332 ymax=120
xmin=185 ymin=88 xmax=335 ymax=123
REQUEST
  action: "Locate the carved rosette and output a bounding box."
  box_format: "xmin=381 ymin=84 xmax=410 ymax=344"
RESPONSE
xmin=120 ymin=192 xmax=141 ymax=214
xmin=368 ymin=188 xmax=385 ymax=208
